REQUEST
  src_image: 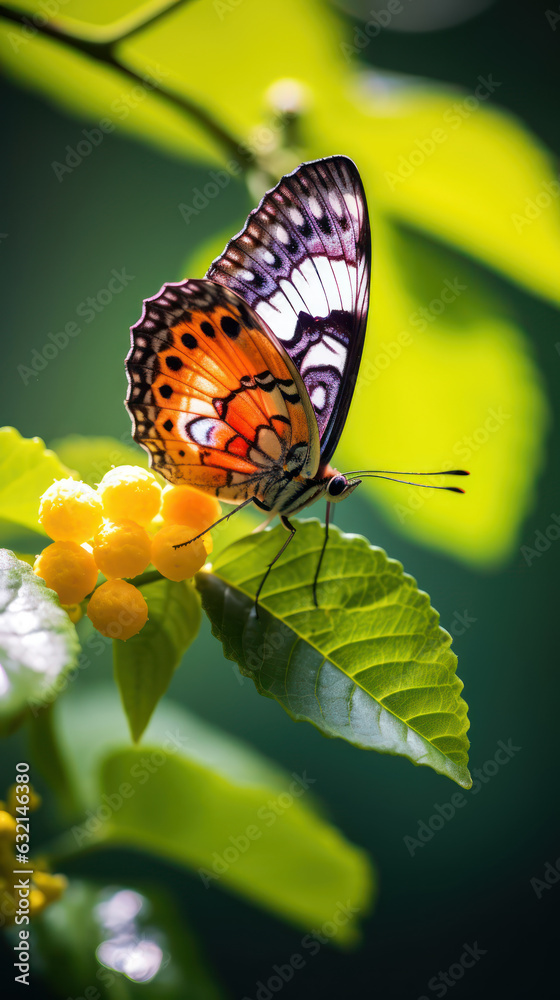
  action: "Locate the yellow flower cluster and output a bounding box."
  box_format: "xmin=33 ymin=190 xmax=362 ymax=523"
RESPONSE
xmin=0 ymin=786 xmax=67 ymax=925
xmin=34 ymin=466 xmax=220 ymax=641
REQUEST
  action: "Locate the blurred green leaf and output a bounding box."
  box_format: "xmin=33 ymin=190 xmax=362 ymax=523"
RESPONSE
xmin=125 ymin=0 xmax=560 ymax=305
xmin=0 ymin=426 xmax=72 ymax=535
xmin=351 ymin=78 xmax=560 ymax=307
xmin=6 ymin=0 xmax=189 ymax=42
xmin=33 ymin=882 xmax=102 ymax=996
xmin=113 ymin=576 xmax=201 ymax=742
xmin=0 ymin=19 xmax=224 ymax=165
xmin=197 ymin=520 xmax=471 ymax=789
xmin=0 ymin=549 xmax=79 ymax=727
xmin=50 ymin=433 xmax=150 ymax=487
xmin=3 ymin=0 xmax=560 ymax=306
xmin=56 ymin=689 xmax=374 ymax=938
xmin=35 ymin=880 xmax=224 ymax=999
xmin=119 ymin=0 xmax=343 ymax=145
xmin=339 ymin=222 xmax=548 ymax=567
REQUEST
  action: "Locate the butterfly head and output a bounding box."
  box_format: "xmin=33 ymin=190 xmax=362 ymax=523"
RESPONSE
xmin=325 ymin=472 xmax=361 ymax=504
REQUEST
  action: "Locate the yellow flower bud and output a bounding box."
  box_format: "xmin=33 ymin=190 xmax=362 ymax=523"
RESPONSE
xmin=33 ymin=871 xmax=67 ymax=901
xmin=0 ymin=811 xmax=16 ymax=840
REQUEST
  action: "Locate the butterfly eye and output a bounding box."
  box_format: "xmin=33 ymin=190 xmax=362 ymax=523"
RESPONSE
xmin=327 ymin=475 xmax=348 ymax=497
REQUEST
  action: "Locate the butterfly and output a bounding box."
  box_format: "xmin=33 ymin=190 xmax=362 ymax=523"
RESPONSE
xmin=125 ymin=155 xmax=466 ymax=605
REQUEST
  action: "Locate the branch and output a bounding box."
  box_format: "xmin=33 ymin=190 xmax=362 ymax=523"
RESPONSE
xmin=0 ymin=2 xmax=255 ymax=168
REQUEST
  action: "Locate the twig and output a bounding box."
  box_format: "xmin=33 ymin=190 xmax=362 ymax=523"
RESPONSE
xmin=0 ymin=2 xmax=255 ymax=168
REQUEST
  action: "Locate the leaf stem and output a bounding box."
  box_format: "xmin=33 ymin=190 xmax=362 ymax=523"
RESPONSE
xmin=41 ymin=831 xmax=107 ymax=868
xmin=0 ymin=2 xmax=255 ymax=169
xmin=27 ymin=702 xmax=79 ymax=818
xmin=89 ymin=568 xmax=164 ymax=595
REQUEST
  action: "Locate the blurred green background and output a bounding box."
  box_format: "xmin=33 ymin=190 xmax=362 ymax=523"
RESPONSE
xmin=1 ymin=0 xmax=558 ymax=996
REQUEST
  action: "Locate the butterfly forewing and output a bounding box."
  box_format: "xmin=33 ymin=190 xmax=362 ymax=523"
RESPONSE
xmin=125 ymin=279 xmax=320 ymax=504
xmin=206 ymin=154 xmax=371 ymax=465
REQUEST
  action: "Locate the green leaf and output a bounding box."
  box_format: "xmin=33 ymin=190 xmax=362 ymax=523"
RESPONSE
xmin=8 ymin=1 xmax=191 ymax=43
xmin=0 ymin=426 xmax=72 ymax=536
xmin=113 ymin=576 xmax=201 ymax=742
xmin=352 ymin=79 xmax=560 ymax=307
xmin=35 ymin=880 xmax=225 ymax=1000
xmin=0 ymin=18 xmax=226 ymax=165
xmin=4 ymin=1 xmax=560 ymax=306
xmin=56 ymin=689 xmax=374 ymax=938
xmin=197 ymin=520 xmax=471 ymax=789
xmin=0 ymin=549 xmax=80 ymax=726
xmin=49 ymin=434 xmax=150 ymax=487
xmin=126 ymin=0 xmax=560 ymax=306
xmin=339 ymin=222 xmax=548 ymax=568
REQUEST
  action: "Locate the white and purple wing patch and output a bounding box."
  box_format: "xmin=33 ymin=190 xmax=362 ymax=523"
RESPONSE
xmin=206 ymin=155 xmax=371 ymax=465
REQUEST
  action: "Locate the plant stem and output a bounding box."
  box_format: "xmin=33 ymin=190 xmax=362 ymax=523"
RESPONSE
xmin=27 ymin=702 xmax=78 ymax=818
xmin=42 ymin=831 xmax=105 ymax=868
xmin=129 ymin=569 xmax=165 ymax=588
xmin=0 ymin=3 xmax=255 ymax=169
xmin=89 ymin=568 xmax=164 ymax=595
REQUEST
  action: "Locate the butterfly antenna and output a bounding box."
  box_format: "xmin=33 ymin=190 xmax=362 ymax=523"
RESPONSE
xmin=342 ymin=469 xmax=469 ymax=494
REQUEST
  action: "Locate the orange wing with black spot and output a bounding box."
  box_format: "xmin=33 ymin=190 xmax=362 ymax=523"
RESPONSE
xmin=125 ymin=279 xmax=320 ymax=504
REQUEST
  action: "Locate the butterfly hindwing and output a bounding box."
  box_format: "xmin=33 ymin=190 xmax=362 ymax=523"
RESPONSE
xmin=125 ymin=279 xmax=320 ymax=505
xmin=206 ymin=154 xmax=371 ymax=465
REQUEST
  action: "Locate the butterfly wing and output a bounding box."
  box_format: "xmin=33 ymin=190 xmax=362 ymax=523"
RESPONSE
xmin=125 ymin=279 xmax=320 ymax=506
xmin=206 ymin=154 xmax=371 ymax=466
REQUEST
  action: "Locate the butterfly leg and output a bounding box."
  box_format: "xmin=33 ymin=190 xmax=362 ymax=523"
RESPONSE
xmin=312 ymin=501 xmax=332 ymax=608
xmin=173 ymin=496 xmax=255 ymax=549
xmin=253 ymin=516 xmax=297 ymax=613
